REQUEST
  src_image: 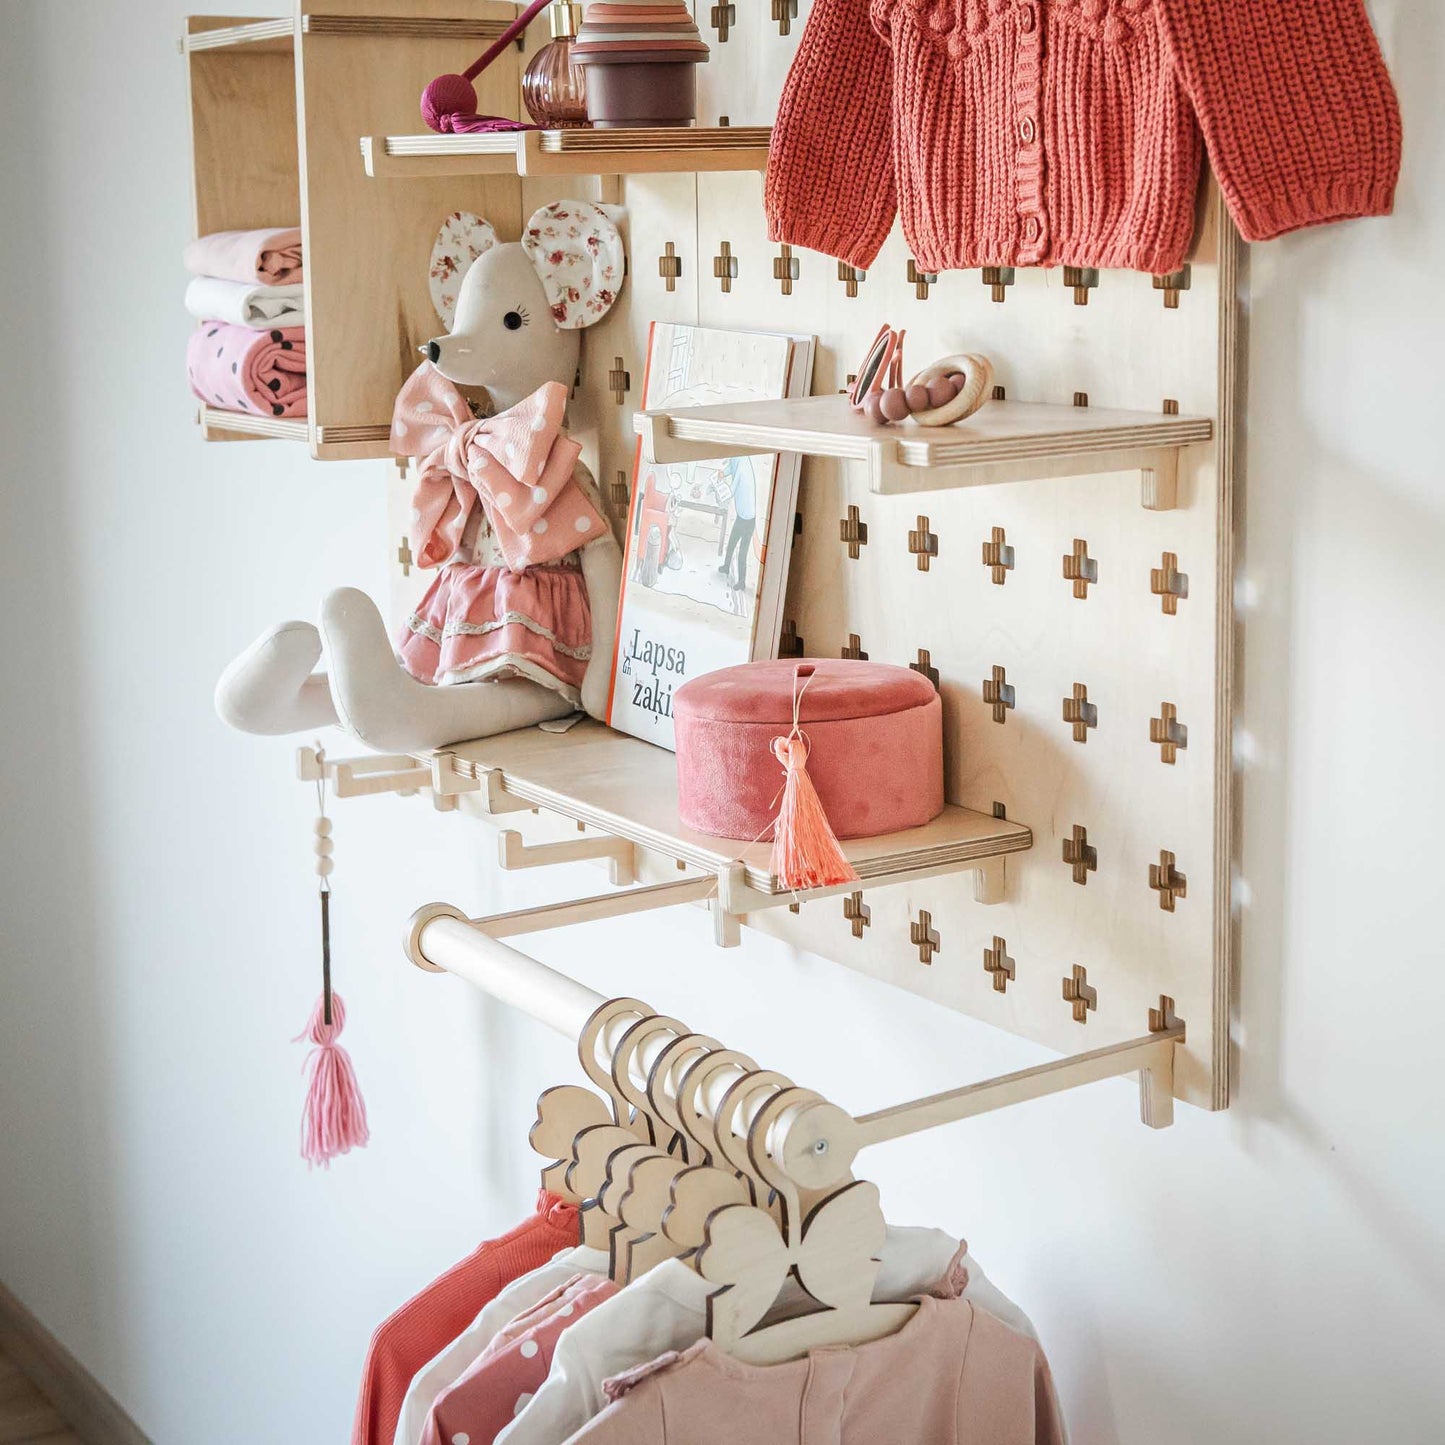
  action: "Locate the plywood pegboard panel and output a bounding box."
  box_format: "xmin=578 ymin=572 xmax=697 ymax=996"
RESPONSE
xmin=387 ymin=3 xmax=1239 ymax=1112
xmin=689 ymin=167 xmax=1234 ymax=1110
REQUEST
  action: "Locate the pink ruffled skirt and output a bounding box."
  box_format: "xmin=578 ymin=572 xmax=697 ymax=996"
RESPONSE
xmin=398 ymin=561 xmax=592 ymax=701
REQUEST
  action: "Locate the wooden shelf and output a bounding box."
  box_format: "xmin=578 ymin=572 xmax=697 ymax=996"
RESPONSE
xmin=637 ymin=393 xmax=1213 ymax=506
xmin=182 ymin=18 xmax=293 ymax=53
xmin=198 ymin=406 xmax=308 ymax=443
xmin=362 ymin=126 xmax=772 ymax=179
xmin=431 ymin=720 xmax=1032 ymax=898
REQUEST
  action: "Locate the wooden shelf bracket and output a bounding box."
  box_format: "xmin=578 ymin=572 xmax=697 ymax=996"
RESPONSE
xmin=296 ymin=746 xmax=434 ymax=802
xmin=498 ymin=828 xmax=638 ymax=887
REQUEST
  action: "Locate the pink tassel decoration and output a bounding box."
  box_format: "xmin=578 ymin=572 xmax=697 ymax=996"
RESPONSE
xmin=295 ymin=750 xmax=368 ymax=1168
xmin=296 ymin=991 xmax=370 ymax=1168
xmin=768 ymin=666 xmax=861 ymax=892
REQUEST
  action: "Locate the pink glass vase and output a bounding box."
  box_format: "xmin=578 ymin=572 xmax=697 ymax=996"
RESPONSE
xmin=522 ymin=3 xmax=588 ymax=128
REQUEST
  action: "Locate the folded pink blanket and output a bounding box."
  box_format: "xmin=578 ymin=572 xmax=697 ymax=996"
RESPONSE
xmin=187 ymin=323 xmax=308 ymax=418
xmin=183 ymin=227 xmax=304 ymax=285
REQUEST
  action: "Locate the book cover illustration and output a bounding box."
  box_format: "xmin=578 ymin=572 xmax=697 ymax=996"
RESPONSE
xmin=605 ymin=323 xmax=814 ymax=750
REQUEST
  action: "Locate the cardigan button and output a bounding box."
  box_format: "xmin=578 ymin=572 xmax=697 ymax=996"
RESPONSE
xmin=1019 ymin=5 xmax=1037 ymax=33
xmin=1019 ymin=116 xmax=1037 ymax=144
xmin=1023 ymin=216 xmax=1042 ymax=244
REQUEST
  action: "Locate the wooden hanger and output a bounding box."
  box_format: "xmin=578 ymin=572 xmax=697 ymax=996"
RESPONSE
xmin=577 ymin=997 xmax=653 ymax=1132
xmin=567 ymin=1122 xmax=647 ymax=1249
xmin=674 ymin=1047 xmax=760 ymax=1171
xmin=712 ymin=1069 xmax=792 ymax=1178
xmin=695 ymin=1087 xmax=915 ymax=1364
xmin=661 ymin=1163 xmax=752 ymax=1254
xmin=530 ymin=1084 xmax=612 ymax=1203
xmin=646 ymin=1033 xmax=725 ymax=1159
xmin=610 ymin=1013 xmax=689 ymax=1148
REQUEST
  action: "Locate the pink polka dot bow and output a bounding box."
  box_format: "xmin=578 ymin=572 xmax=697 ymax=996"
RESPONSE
xmin=391 ymin=363 xmax=608 ymax=572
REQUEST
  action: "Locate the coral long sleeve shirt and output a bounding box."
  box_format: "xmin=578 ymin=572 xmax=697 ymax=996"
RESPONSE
xmin=351 ymin=1191 xmax=579 ymax=1445
xmin=766 ymin=0 xmax=1402 ymax=274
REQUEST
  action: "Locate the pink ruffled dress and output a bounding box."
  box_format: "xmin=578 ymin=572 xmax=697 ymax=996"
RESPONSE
xmin=390 ymin=365 xmax=611 ymax=705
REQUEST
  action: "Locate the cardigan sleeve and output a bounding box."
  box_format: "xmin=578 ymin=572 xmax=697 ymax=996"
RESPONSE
xmin=1156 ymin=0 xmax=1402 ymax=243
xmin=764 ymin=0 xmax=897 ymax=269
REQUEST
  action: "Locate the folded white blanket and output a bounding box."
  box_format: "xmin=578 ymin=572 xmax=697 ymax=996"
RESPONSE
xmin=184 ymin=276 xmax=306 ymax=329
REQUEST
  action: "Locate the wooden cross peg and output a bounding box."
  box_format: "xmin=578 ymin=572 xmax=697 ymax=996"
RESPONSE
xmin=1062 ymin=538 xmax=1098 ymax=599
xmin=907 ymin=260 xmax=938 ymax=300
xmin=982 ymin=266 xmax=1016 ymax=302
xmin=1062 ymin=824 xmax=1097 ymax=885
xmin=910 ymin=649 xmax=940 ymax=689
xmin=837 ymin=261 xmax=866 ymax=298
xmin=773 ymin=244 xmax=800 ymax=296
xmin=772 ymin=0 xmax=798 ymax=36
xmin=1063 ymin=266 xmax=1099 ymax=305
xmin=609 ymin=470 xmax=630 ymax=512
xmin=1062 ymin=683 xmax=1098 ymax=742
xmin=841 ymin=633 xmax=869 ymax=661
xmin=908 ymin=515 xmax=938 ymax=571
xmin=713 ymin=241 xmax=738 ymax=293
xmin=658 ymin=241 xmax=682 ymax=292
xmin=910 ymin=910 xmax=941 ymax=964
xmin=982 ymin=665 xmax=1015 ymax=723
xmin=981 ymin=526 xmax=1014 ymax=585
xmin=839 ymin=505 xmax=868 ymax=559
xmin=779 ymin=620 xmax=804 ymax=658
xmin=396 ymin=535 xmax=413 ymax=577
xmin=1151 ymin=552 xmax=1189 ymax=614
xmin=1152 ymin=265 xmax=1192 ymax=308
xmin=710 ymin=1 xmax=735 ymax=40
xmin=1149 ymin=995 xmax=1182 ymax=1033
xmin=1062 ymin=965 xmax=1098 ymax=1023
xmin=608 ymin=357 xmax=631 ymax=405
xmin=1149 ymin=850 xmax=1188 ymax=912
xmin=842 ymin=891 xmax=870 ymax=938
xmin=1150 ymin=702 xmax=1188 ymax=764
xmin=983 ymin=936 xmax=1015 ymax=992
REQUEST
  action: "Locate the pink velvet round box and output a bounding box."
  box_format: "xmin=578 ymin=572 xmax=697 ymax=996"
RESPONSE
xmin=673 ymin=659 xmax=944 ymax=841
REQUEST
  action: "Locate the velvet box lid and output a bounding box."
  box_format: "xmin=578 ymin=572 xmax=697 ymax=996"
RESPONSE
xmin=673 ymin=658 xmax=945 ymax=844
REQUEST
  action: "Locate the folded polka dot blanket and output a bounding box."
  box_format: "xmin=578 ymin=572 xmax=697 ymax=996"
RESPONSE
xmin=186 ymin=323 xmax=307 ymax=419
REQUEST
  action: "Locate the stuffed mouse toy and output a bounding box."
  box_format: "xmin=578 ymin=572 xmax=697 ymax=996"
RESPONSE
xmin=215 ymin=200 xmax=626 ymax=753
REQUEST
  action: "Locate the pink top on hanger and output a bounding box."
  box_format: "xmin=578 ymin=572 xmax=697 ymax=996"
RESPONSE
xmin=568 ymin=1293 xmax=1064 ymax=1445
xmin=421 ymin=1273 xmax=620 ymax=1445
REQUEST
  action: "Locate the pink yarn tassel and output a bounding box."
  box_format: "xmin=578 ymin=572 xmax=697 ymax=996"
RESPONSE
xmin=295 ymin=993 xmax=370 ymax=1168
xmin=768 ymin=733 xmax=860 ymax=892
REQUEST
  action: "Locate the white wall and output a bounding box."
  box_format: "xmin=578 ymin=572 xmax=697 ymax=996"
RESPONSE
xmin=1 ymin=3 xmax=1442 ymax=1442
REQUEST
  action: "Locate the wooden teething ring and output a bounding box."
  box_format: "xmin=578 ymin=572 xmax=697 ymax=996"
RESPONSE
xmin=906 ymin=353 xmax=994 ymax=426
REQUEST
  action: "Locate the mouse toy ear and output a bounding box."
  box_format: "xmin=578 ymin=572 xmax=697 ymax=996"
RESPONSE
xmin=521 ymin=200 xmax=626 ymax=330
xmin=429 ymin=211 xmax=498 ymax=326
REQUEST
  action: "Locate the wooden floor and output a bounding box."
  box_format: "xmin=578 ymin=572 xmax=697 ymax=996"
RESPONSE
xmin=0 ymin=1349 xmax=79 ymax=1444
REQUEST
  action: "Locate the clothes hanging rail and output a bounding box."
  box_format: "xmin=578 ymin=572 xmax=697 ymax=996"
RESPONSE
xmin=406 ymin=899 xmax=1188 ymax=1184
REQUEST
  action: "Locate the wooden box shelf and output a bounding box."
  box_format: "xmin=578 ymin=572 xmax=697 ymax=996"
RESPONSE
xmin=428 ymin=720 xmax=1032 ymax=900
xmin=637 ymin=393 xmax=1213 ymax=507
xmin=183 ymin=4 xmax=524 ymax=460
xmin=361 ymin=126 xmax=772 ymax=180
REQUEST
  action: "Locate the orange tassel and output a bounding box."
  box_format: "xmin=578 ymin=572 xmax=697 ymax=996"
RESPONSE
xmin=769 ymin=732 xmax=860 ymax=891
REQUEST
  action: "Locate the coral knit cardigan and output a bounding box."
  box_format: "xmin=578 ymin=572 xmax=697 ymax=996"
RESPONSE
xmin=765 ymin=0 xmax=1402 ymax=275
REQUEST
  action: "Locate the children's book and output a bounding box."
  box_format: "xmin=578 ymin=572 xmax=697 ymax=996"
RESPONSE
xmin=605 ymin=323 xmax=816 ymax=750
